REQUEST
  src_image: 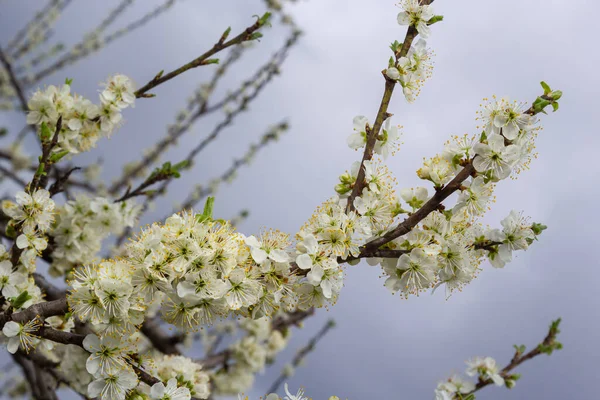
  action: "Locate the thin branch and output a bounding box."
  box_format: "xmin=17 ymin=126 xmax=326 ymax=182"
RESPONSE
xmin=24 ymin=0 xmax=178 ymax=84
xmin=140 ymin=318 xmax=182 ymax=355
xmin=108 ymin=29 xmax=299 ymax=196
xmin=0 ymin=46 xmax=28 ymax=111
xmin=33 ymin=273 xmax=66 ymax=301
xmin=134 ymin=15 xmax=270 ymax=98
xmin=12 ymin=352 xmax=43 ymax=399
xmin=344 ymin=0 xmax=434 ymax=214
xmin=174 ymin=121 xmax=287 ymax=215
xmin=266 ymin=319 xmax=335 ymax=395
xmin=9 ymin=0 xmax=74 ymax=62
xmin=0 ymin=163 xmax=28 ymax=187
xmin=0 ymin=298 xmax=69 ymax=328
xmin=48 ymin=166 xmax=80 ymax=197
xmin=4 ymin=0 xmax=61 ymax=54
xmin=199 ymin=309 xmax=314 ymax=369
xmin=466 ymin=319 xmax=563 ymax=396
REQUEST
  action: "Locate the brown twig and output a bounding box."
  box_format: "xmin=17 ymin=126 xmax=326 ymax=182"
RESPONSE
xmin=24 ymin=0 xmax=178 ymax=85
xmin=48 ymin=166 xmax=80 ymax=197
xmin=199 ymin=309 xmax=314 ymax=369
xmin=0 ymin=298 xmax=69 ymax=329
xmin=466 ymin=318 xmax=563 ymax=396
xmin=266 ymin=318 xmax=335 ymax=395
xmin=140 ymin=318 xmax=182 ymax=355
xmin=133 ymin=14 xmax=271 ymax=98
xmin=0 ymin=46 xmax=28 ymax=111
xmin=0 ymin=163 xmax=28 ymax=187
xmin=108 ymin=30 xmax=299 ymax=197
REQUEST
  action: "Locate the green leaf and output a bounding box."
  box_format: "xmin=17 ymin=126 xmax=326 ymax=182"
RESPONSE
xmin=49 ymin=150 xmax=70 ymax=163
xmin=11 ymin=290 xmax=32 ymax=309
xmin=550 ymin=90 xmax=562 ymax=101
xmin=258 ymin=12 xmax=272 ymax=26
xmin=427 ymin=15 xmax=444 ymax=25
xmin=64 ymin=77 xmax=73 ymax=86
xmin=197 ymin=197 xmax=215 ymax=223
xmin=532 ymin=97 xmax=551 ymax=114
xmin=451 ymin=153 xmax=463 ymax=167
xmin=5 ymin=223 xmax=16 ymax=239
xmin=479 ymin=130 xmax=487 ymax=142
xmin=35 ymin=163 xmax=46 ymax=176
xmin=335 ymin=183 xmax=351 ymax=195
xmin=540 ymin=81 xmax=551 ymax=95
xmin=390 ymin=40 xmax=402 ymax=53
xmin=221 ymin=26 xmax=232 ymax=42
xmin=549 ymin=318 xmax=562 ymax=335
xmin=513 ymin=344 xmax=526 ymax=354
xmin=173 ymin=160 xmax=190 ymax=171
xmin=202 ymin=197 xmax=215 ymax=218
xmin=40 ymin=122 xmax=52 ymax=141
xmin=250 ymin=32 xmax=263 ymax=41
xmin=388 ymin=56 xmax=395 ymax=68
xmin=204 ymin=58 xmax=219 ymax=65
xmin=531 ymin=222 xmax=548 ymax=235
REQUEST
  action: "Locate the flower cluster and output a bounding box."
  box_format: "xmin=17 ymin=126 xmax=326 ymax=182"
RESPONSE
xmin=68 ymin=212 xmax=282 ymax=332
xmin=387 ymin=0 xmax=436 ymax=102
xmin=473 ymin=97 xmax=539 ymax=180
xmin=434 ymin=374 xmax=475 ymax=400
xmin=238 ymin=383 xmax=323 ymax=400
xmin=396 ymin=0 xmax=435 ymax=38
xmin=212 ymin=316 xmax=291 ymax=395
xmin=347 ymin=116 xmax=401 ymax=159
xmin=2 ymin=188 xmax=55 ymax=271
xmin=52 ymin=334 xmax=207 ymax=400
xmin=435 ymin=356 xmax=505 ymax=399
xmin=49 ymin=195 xmax=141 ymax=277
xmin=149 ymin=378 xmax=191 ymax=400
xmin=150 ymin=354 xmax=211 ymax=399
xmin=26 ymin=74 xmax=135 ymax=154
xmin=377 ymin=206 xmax=539 ymax=297
xmin=2 ymin=319 xmax=42 ymax=354
xmin=386 ymin=38 xmax=434 ymax=103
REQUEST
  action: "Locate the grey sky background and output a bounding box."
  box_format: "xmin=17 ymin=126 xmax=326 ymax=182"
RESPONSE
xmin=1 ymin=0 xmax=599 ymax=399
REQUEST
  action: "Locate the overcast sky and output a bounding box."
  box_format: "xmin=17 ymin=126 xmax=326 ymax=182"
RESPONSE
xmin=1 ymin=0 xmax=599 ymax=399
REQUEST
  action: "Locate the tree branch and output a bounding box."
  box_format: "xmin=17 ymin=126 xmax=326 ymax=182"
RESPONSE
xmin=466 ymin=318 xmax=563 ymax=396
xmin=133 ymin=14 xmax=270 ymax=98
xmin=345 ymin=0 xmax=435 ymax=213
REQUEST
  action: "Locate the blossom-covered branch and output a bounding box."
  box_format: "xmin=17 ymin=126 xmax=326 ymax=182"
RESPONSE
xmin=435 ymin=319 xmax=563 ymax=399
